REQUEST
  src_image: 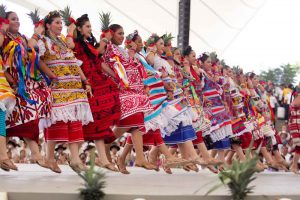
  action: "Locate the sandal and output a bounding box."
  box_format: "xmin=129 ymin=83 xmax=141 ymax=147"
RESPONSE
xmin=0 ymin=159 xmax=18 ymax=171
xmin=116 ymin=158 xmax=130 ymax=174
xmin=207 ymin=165 xmax=218 ymax=174
xmin=183 ymin=165 xmax=190 ymax=172
xmin=97 ymin=162 xmax=119 ymax=172
xmin=30 ymin=157 xmax=49 ymax=169
xmin=164 ymin=158 xmax=190 ymax=168
xmin=218 ymin=164 xmax=225 ymax=172
xmin=69 ymin=162 xmax=88 ymax=173
xmin=290 ymin=166 xmax=299 ymax=174
xmin=183 ymin=163 xmax=199 ymax=172
xmin=207 ymin=158 xmax=223 ymax=166
xmin=47 ymin=161 xmax=62 ymax=174
xmin=163 ymin=165 xmax=172 ymax=174
xmin=134 ymin=161 xmax=157 ymax=170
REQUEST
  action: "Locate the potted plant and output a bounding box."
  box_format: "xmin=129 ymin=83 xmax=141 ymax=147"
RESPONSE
xmin=206 ymin=140 xmax=261 ymax=200
xmin=78 ymin=152 xmax=106 ymax=200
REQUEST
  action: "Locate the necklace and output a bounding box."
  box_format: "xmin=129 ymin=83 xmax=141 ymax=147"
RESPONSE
xmin=47 ymin=33 xmax=69 ymax=53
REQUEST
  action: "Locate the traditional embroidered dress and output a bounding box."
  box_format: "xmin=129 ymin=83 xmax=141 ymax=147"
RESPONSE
xmin=252 ymin=88 xmax=277 ymax=150
xmin=0 ymin=56 xmax=15 ymax=137
xmin=37 ymin=35 xmax=93 ymax=142
xmin=224 ymin=77 xmax=251 ymax=148
xmin=182 ymin=67 xmax=210 ymax=145
xmin=2 ymin=34 xmax=50 ymax=142
xmin=288 ymin=104 xmax=300 ymax=154
xmin=102 ymin=43 xmax=152 ymax=129
xmin=197 ymin=71 xmax=232 ymax=149
xmin=152 ymin=54 xmax=196 ymax=145
xmin=73 ymin=41 xmax=120 ymax=143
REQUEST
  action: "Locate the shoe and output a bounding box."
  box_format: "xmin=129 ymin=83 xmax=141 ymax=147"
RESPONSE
xmin=0 ymin=159 xmax=17 ymax=171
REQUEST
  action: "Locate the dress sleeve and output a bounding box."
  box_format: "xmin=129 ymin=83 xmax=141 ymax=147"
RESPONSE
xmin=37 ymin=39 xmax=46 ymax=58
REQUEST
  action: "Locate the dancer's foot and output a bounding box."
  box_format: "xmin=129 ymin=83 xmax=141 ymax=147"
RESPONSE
xmin=206 ymin=157 xmax=223 ymax=166
xmin=163 ymin=165 xmax=172 ymax=174
xmin=96 ymin=162 xmax=119 ymax=172
xmin=193 ymin=157 xmax=208 ymax=167
xmin=69 ymin=161 xmax=88 ymax=173
xmin=290 ymin=164 xmax=299 ymax=174
xmin=207 ymin=165 xmax=218 ymax=174
xmin=183 ymin=163 xmax=199 ymax=172
xmin=116 ymin=157 xmax=130 ymax=174
xmin=47 ymin=160 xmax=62 ymax=174
xmin=0 ymin=159 xmax=17 ymax=171
xmin=164 ymin=157 xmax=190 ymax=168
xmin=135 ymin=160 xmax=157 ymax=170
xmin=30 ymin=156 xmax=49 ymax=169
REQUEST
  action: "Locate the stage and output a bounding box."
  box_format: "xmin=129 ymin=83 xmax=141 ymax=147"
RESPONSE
xmin=0 ymin=164 xmax=299 ymax=200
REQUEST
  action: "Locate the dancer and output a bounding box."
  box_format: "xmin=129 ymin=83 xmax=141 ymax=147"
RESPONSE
xmin=69 ymin=14 xmax=120 ymax=171
xmin=38 ymin=11 xmax=93 ymax=173
xmin=102 ymin=24 xmax=156 ymax=170
xmin=288 ymin=86 xmax=300 ymax=174
xmin=1 ymin=9 xmax=50 ymax=170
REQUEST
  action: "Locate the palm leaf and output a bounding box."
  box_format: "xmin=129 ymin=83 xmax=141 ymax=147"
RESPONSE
xmin=0 ymin=4 xmax=7 ymax=18
xmin=59 ymin=6 xmax=73 ymax=26
xmin=99 ymin=12 xmax=111 ymax=31
xmin=162 ymin=32 xmax=174 ymax=47
xmin=27 ymin=8 xmax=41 ymax=26
xmin=207 ymin=140 xmax=258 ymax=200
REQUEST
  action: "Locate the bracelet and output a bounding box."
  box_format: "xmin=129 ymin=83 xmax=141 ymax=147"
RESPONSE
xmin=82 ymin=79 xmax=91 ymax=85
xmin=101 ymin=38 xmax=109 ymax=44
xmin=32 ymin=33 xmax=41 ymax=41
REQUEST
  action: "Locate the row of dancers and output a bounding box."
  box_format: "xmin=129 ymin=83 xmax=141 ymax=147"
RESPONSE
xmin=0 ymin=8 xmax=299 ymax=174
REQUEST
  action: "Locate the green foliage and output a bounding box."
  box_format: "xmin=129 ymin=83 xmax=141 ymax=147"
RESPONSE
xmin=206 ymin=140 xmax=259 ymax=200
xmin=0 ymin=4 xmax=7 ymax=18
xmin=78 ymin=152 xmax=106 ymax=200
xmin=27 ymin=9 xmax=41 ymax=25
xmin=259 ymin=64 xmax=300 ymax=85
xmin=161 ymin=33 xmax=174 ymax=47
xmin=59 ymin=6 xmax=73 ymax=26
xmin=99 ymin=12 xmax=112 ymax=31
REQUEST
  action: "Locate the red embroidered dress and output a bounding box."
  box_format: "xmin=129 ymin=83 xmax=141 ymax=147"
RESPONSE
xmin=103 ymin=43 xmax=152 ymax=128
xmin=74 ymin=41 xmax=120 ymax=141
xmin=2 ymin=34 xmax=51 ymax=142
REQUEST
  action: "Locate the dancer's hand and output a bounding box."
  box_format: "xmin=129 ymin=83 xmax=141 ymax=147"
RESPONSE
xmin=86 ymin=84 xmax=93 ymax=98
